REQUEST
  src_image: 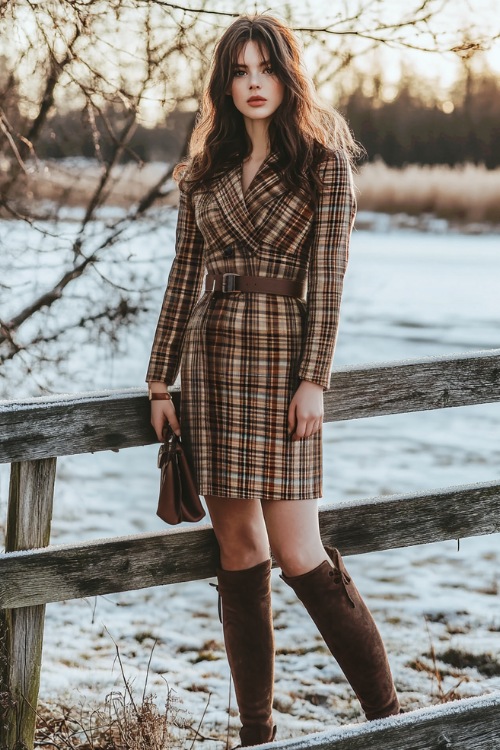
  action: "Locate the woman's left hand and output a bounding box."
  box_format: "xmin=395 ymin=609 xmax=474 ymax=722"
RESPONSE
xmin=288 ymin=379 xmax=324 ymax=441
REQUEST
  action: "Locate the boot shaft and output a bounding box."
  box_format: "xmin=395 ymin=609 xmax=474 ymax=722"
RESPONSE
xmin=281 ymin=547 xmax=400 ymax=720
xmin=216 ymin=559 xmax=276 ymax=746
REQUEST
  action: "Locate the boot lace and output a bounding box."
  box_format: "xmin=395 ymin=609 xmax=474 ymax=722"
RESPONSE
xmin=329 ymin=566 xmax=355 ymax=608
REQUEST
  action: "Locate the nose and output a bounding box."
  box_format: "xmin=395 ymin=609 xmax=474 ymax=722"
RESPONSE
xmin=249 ymin=71 xmax=262 ymax=88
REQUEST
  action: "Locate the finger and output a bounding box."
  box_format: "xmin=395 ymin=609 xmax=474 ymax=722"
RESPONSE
xmin=294 ymin=417 xmax=319 ymax=441
xmin=308 ymin=419 xmax=319 ymax=437
xmin=303 ymin=420 xmax=315 ymax=439
xmin=152 ymin=421 xmax=164 ymax=442
xmin=311 ymin=419 xmax=322 ymax=436
xmin=164 ymin=402 xmax=181 ymax=437
xmin=169 ymin=416 xmax=181 ymax=437
xmin=162 ymin=410 xmax=181 ymax=437
xmin=152 ymin=415 xmax=167 ymax=442
xmin=292 ymin=417 xmax=306 ymax=441
xmin=151 ymin=403 xmax=178 ymax=440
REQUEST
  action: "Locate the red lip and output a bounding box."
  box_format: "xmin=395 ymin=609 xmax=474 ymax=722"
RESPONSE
xmin=247 ymin=96 xmax=267 ymax=103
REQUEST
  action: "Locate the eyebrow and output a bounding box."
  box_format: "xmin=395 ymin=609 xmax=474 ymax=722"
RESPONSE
xmin=233 ymin=59 xmax=271 ymax=68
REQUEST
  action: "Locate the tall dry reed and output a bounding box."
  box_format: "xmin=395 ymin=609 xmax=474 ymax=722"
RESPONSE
xmin=7 ymin=159 xmax=500 ymax=225
xmin=355 ymin=161 xmax=500 ymax=224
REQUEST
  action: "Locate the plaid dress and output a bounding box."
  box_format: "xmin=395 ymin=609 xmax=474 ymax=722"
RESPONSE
xmin=146 ymin=149 xmax=356 ymax=501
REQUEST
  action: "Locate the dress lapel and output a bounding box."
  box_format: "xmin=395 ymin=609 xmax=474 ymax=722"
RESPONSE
xmin=241 ymin=151 xmax=285 ymax=209
xmin=214 ymin=151 xmax=287 ymax=254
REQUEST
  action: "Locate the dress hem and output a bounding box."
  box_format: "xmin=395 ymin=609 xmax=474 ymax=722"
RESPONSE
xmin=198 ymin=486 xmax=323 ymax=502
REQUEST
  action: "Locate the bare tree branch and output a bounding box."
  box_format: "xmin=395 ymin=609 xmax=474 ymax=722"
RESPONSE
xmin=1 ymin=0 xmax=498 ymax=391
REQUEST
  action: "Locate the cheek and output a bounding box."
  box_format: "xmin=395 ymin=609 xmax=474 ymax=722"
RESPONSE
xmin=272 ymin=80 xmax=285 ymax=103
xmin=230 ymin=79 xmax=243 ymax=102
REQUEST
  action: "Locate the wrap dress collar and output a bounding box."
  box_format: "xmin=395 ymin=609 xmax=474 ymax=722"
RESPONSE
xmin=212 ymin=150 xmax=287 ymax=254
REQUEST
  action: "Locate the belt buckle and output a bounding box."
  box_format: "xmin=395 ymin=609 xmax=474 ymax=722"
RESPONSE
xmin=222 ymin=272 xmax=240 ymax=293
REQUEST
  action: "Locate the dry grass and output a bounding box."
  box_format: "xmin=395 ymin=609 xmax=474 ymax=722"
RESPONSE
xmin=4 ymin=158 xmax=500 ymax=225
xmin=36 ymin=689 xmax=184 ymax=750
xmin=3 ymin=639 xmax=222 ymax=750
xmin=355 ymin=161 xmax=500 ymax=224
xmin=30 ymin=643 xmax=223 ymax=750
xmin=3 ymin=159 xmax=178 ymax=214
xmin=32 ymin=641 xmax=191 ymax=750
xmin=407 ymin=618 xmax=470 ymax=706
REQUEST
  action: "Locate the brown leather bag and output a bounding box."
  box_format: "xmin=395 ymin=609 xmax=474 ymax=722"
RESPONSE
xmin=156 ymin=424 xmax=206 ymax=524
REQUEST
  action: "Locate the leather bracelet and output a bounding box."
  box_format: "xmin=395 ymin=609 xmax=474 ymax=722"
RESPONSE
xmin=148 ymin=390 xmax=172 ymax=401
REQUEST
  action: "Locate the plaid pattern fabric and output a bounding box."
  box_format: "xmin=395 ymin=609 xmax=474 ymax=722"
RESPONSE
xmin=146 ymin=149 xmax=356 ymax=501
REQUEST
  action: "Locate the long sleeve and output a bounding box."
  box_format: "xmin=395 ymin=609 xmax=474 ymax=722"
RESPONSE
xmin=145 ymin=187 xmax=206 ymax=384
xmin=297 ymin=149 xmax=356 ymax=390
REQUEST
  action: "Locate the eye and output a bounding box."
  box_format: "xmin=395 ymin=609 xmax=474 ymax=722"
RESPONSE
xmin=233 ymin=69 xmax=246 ymax=77
xmin=264 ymin=66 xmax=273 ymax=74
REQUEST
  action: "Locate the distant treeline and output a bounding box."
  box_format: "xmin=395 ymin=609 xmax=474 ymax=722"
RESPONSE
xmin=340 ymin=69 xmax=499 ymax=168
xmin=13 ymin=70 xmax=500 ymax=168
xmin=35 ymin=108 xmax=196 ymax=165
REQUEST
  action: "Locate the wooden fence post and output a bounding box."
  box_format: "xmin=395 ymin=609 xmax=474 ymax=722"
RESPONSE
xmin=0 ymin=458 xmax=57 ymax=750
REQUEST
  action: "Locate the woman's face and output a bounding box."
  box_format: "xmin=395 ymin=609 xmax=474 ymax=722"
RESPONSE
xmin=229 ymin=41 xmax=285 ymax=124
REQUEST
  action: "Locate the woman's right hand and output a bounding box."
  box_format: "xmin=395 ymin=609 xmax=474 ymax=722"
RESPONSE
xmin=150 ymin=398 xmax=182 ymax=441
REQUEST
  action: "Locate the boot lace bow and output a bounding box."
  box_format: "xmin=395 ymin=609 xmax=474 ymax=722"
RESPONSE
xmin=329 ymin=566 xmax=355 ymax=607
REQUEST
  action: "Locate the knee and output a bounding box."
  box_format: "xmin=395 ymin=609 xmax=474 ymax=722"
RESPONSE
xmin=218 ymin=529 xmax=270 ymax=570
xmin=206 ymin=498 xmax=269 ymax=570
xmin=272 ymin=543 xmax=328 ymax=578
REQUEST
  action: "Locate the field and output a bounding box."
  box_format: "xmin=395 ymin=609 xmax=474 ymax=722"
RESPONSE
xmin=355 ymin=161 xmax=500 ymax=225
xmin=6 ymin=158 xmax=500 ymax=226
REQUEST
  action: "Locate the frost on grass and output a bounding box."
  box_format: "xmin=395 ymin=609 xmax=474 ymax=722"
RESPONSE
xmin=35 ymin=641 xmax=198 ymax=750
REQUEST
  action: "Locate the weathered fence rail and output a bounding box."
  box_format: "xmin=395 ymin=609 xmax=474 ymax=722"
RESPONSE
xmin=259 ymin=693 xmax=500 ymax=750
xmin=1 ymin=348 xmax=500 ymax=750
xmin=1 ymin=479 xmax=500 ymax=609
xmin=1 ymin=348 xmax=500 ymax=463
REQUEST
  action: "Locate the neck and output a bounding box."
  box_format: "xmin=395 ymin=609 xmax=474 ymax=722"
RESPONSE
xmin=243 ymin=117 xmax=271 ymax=159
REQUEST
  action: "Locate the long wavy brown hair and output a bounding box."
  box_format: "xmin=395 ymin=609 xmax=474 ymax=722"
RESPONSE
xmin=175 ymin=14 xmax=362 ymax=201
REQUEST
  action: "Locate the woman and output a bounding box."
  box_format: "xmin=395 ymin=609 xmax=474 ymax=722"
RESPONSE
xmin=146 ymin=14 xmax=400 ymax=746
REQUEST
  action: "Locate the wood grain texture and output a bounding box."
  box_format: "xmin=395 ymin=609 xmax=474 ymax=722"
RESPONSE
xmin=0 ymin=386 xmax=161 ymax=464
xmin=259 ymin=693 xmax=500 ymax=750
xmin=0 ymin=459 xmax=56 ymax=750
xmin=1 ymin=349 xmax=499 ymax=463
xmin=1 ymin=479 xmax=498 ymax=609
xmin=324 ymin=348 xmax=500 ymax=423
xmin=5 ymin=459 xmax=57 ymax=551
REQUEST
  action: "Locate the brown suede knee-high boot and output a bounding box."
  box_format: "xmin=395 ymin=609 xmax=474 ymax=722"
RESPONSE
xmin=280 ymin=547 xmax=400 ymax=721
xmin=216 ymin=559 xmax=276 ymax=746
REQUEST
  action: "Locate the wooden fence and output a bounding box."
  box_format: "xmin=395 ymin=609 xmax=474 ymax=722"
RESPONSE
xmin=1 ymin=348 xmax=500 ymax=750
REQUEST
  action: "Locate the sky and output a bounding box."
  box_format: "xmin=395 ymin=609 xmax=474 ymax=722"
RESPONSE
xmin=351 ymin=0 xmax=500 ymax=86
xmin=216 ymin=0 xmax=500 ymax=92
xmin=150 ymin=0 xmax=500 ymax=121
xmin=315 ymin=1 xmax=495 ymax=75
xmin=4 ymin=0 xmax=500 ymax=123
xmin=150 ymin=0 xmax=500 ymax=112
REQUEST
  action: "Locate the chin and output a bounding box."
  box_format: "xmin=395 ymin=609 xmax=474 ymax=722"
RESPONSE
xmin=244 ymin=107 xmax=275 ymax=118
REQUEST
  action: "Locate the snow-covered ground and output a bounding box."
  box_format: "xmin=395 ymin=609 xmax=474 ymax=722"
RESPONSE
xmin=1 ymin=218 xmax=500 ymax=746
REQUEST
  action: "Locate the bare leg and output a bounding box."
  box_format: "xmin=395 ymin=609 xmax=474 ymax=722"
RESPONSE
xmin=204 ymin=494 xmax=270 ymax=570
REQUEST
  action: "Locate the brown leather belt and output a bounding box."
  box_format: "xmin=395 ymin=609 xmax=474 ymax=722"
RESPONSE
xmin=205 ymin=273 xmax=306 ymax=299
